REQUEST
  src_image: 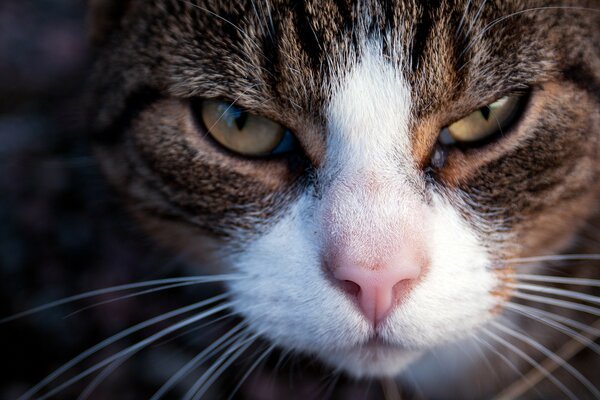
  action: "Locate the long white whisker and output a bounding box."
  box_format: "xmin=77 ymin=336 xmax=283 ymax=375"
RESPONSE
xmin=491 ymin=321 xmax=600 ymax=398
xmin=1 ymin=275 xmax=241 ymax=323
xmin=176 ymin=0 xmax=266 ymax=57
xmin=321 ymin=371 xmax=342 ymax=400
xmin=510 ymin=274 xmax=600 ymax=287
xmin=250 ymin=0 xmax=267 ymax=37
xmin=482 ymin=332 xmax=541 ymax=400
xmin=504 ymin=303 xmax=600 ymax=355
xmin=150 ymin=324 xmax=247 ymax=400
xmin=473 ymin=336 xmax=532 ymax=392
xmin=469 ymin=334 xmax=500 ymax=383
xmin=81 ymin=313 xmax=237 ymax=399
xmin=493 ymin=318 xmax=600 ymax=400
xmin=184 ymin=331 xmax=262 ymax=400
xmin=76 ymin=355 xmax=130 ymax=400
xmin=226 ymin=342 xmax=277 ymax=400
xmin=21 ymin=295 xmax=230 ymax=400
xmin=153 ymin=310 xmax=238 ymax=349
xmin=66 ymin=281 xmax=220 ymax=318
xmin=460 ymin=6 xmax=600 ymax=62
xmin=481 ymin=327 xmax=577 ymax=400
xmin=506 ymin=253 xmax=600 ymax=264
xmin=36 ymin=302 xmax=235 ymax=400
xmin=456 ymin=0 xmax=473 ymax=37
xmin=507 ymin=302 xmax=600 ymax=336
xmin=464 ymin=0 xmax=488 ymax=38
xmin=206 ymin=84 xmax=260 ymax=133
xmin=512 ymin=291 xmax=600 ymax=316
xmin=509 ymin=283 xmax=600 ymax=305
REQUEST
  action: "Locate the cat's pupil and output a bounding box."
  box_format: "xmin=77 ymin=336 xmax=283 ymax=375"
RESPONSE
xmin=220 ymin=104 xmax=248 ymax=131
xmin=480 ymin=106 xmax=491 ymax=121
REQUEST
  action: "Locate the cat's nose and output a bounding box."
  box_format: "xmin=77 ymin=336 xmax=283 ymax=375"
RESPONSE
xmin=328 ymin=252 xmax=422 ymax=325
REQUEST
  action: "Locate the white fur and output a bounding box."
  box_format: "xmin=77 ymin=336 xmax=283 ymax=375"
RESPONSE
xmin=325 ymin=41 xmax=413 ymax=174
xmin=226 ymin=40 xmax=499 ymax=378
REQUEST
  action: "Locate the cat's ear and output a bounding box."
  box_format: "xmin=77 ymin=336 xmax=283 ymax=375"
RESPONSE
xmin=88 ymin=0 xmax=131 ymax=45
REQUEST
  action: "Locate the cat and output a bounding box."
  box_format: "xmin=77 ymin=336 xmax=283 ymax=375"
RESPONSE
xmin=21 ymin=0 xmax=600 ymax=399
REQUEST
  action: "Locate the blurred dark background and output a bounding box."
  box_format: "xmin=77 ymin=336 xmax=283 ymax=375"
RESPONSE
xmin=0 ymin=2 xmax=378 ymax=399
xmin=0 ymin=1 xmax=216 ymax=398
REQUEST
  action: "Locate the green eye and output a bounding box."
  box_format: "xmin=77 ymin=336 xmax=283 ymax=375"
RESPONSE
xmin=199 ymin=100 xmax=295 ymax=156
xmin=441 ymin=95 xmax=522 ymax=144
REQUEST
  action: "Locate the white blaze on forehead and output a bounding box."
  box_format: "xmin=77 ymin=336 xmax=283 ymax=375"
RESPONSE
xmin=321 ymin=41 xmax=423 ymax=269
xmin=326 ymin=42 xmax=413 ymax=173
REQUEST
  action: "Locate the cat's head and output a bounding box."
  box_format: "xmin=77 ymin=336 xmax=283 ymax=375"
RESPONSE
xmin=89 ymin=0 xmax=600 ymax=377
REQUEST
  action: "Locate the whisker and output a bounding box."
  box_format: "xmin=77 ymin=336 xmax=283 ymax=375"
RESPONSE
xmin=272 ymin=347 xmax=292 ymax=380
xmin=455 ymin=0 xmax=473 ymax=37
xmin=491 ymin=321 xmax=600 ymax=398
xmin=153 ymin=310 xmax=238 ymax=349
xmin=36 ymin=302 xmax=235 ymax=400
xmin=249 ymin=0 xmax=267 ymax=38
xmin=464 ymin=0 xmax=488 ymax=38
xmin=65 ymin=281 xmax=219 ymax=318
xmin=2 ymin=275 xmax=242 ymax=323
xmin=460 ymin=6 xmax=600 ymax=62
xmin=481 ymin=327 xmax=577 ymax=400
xmin=510 ymin=274 xmax=600 ymax=287
xmin=474 ymin=334 xmax=548 ymax=400
xmin=504 ymin=303 xmax=600 ymax=356
xmin=21 ymin=296 xmax=231 ymax=400
xmin=226 ymin=342 xmax=277 ymax=400
xmin=469 ymin=334 xmax=501 ymax=384
xmin=494 ymin=318 xmax=600 ymax=400
xmin=176 ymin=0 xmax=267 ymax=58
xmin=473 ymin=335 xmax=529 ymax=385
xmin=505 ymin=253 xmax=600 ymax=264
xmin=206 ymin=84 xmax=260 ymax=133
xmin=82 ymin=311 xmax=237 ymax=399
xmin=321 ymin=371 xmax=341 ymax=400
xmin=150 ymin=324 xmax=247 ymax=400
xmin=509 ymin=283 xmax=600 ymax=305
xmin=512 ymin=291 xmax=600 ymax=317
xmin=381 ymin=377 xmax=402 ymax=400
xmin=507 ymin=302 xmax=600 ymax=337
xmin=76 ymin=355 xmax=130 ymax=400
xmin=184 ymin=331 xmax=262 ymax=400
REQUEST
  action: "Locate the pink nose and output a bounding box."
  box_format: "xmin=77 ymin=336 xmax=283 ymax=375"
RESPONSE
xmin=330 ymin=254 xmax=422 ymax=325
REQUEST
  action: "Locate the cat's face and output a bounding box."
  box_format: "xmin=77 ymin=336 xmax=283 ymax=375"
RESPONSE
xmin=90 ymin=0 xmax=600 ymax=378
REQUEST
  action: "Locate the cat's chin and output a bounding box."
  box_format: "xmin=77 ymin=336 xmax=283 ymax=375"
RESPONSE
xmin=321 ymin=343 xmax=424 ymax=378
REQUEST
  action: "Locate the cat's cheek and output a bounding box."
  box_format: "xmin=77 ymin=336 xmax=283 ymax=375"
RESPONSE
xmin=380 ymin=193 xmax=500 ymax=347
xmin=225 ymin=193 xmax=372 ymax=350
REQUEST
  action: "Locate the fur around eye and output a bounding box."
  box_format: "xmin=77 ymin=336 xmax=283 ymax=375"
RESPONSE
xmin=440 ymin=95 xmax=523 ymax=145
xmin=197 ymin=99 xmax=296 ymax=156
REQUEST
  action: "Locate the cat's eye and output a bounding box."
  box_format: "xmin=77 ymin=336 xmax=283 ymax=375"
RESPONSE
xmin=198 ymin=99 xmax=295 ymax=156
xmin=440 ymin=95 xmax=522 ymax=145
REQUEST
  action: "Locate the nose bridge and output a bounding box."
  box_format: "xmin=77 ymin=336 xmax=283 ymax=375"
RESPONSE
xmin=322 ymin=170 xmax=422 ymax=262
xmin=320 ymin=170 xmax=428 ymax=325
xmin=319 ymin=41 xmax=422 ymax=325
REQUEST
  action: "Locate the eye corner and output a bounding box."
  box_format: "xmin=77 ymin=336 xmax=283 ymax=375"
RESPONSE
xmin=426 ymin=90 xmax=532 ymax=174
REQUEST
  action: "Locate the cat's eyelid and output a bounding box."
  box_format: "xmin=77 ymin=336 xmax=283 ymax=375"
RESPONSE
xmin=439 ymin=91 xmax=530 ymax=151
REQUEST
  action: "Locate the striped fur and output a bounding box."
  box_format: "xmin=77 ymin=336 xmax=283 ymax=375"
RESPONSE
xmin=89 ymin=1 xmax=600 ymax=398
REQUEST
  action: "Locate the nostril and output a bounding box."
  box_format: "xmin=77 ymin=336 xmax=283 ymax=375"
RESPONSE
xmin=339 ymin=279 xmax=361 ymax=296
xmin=327 ymin=260 xmax=422 ymax=325
xmin=392 ymin=278 xmax=414 ymax=298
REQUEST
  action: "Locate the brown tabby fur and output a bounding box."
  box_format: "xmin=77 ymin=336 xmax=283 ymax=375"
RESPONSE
xmin=88 ymin=1 xmax=600 ymax=398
